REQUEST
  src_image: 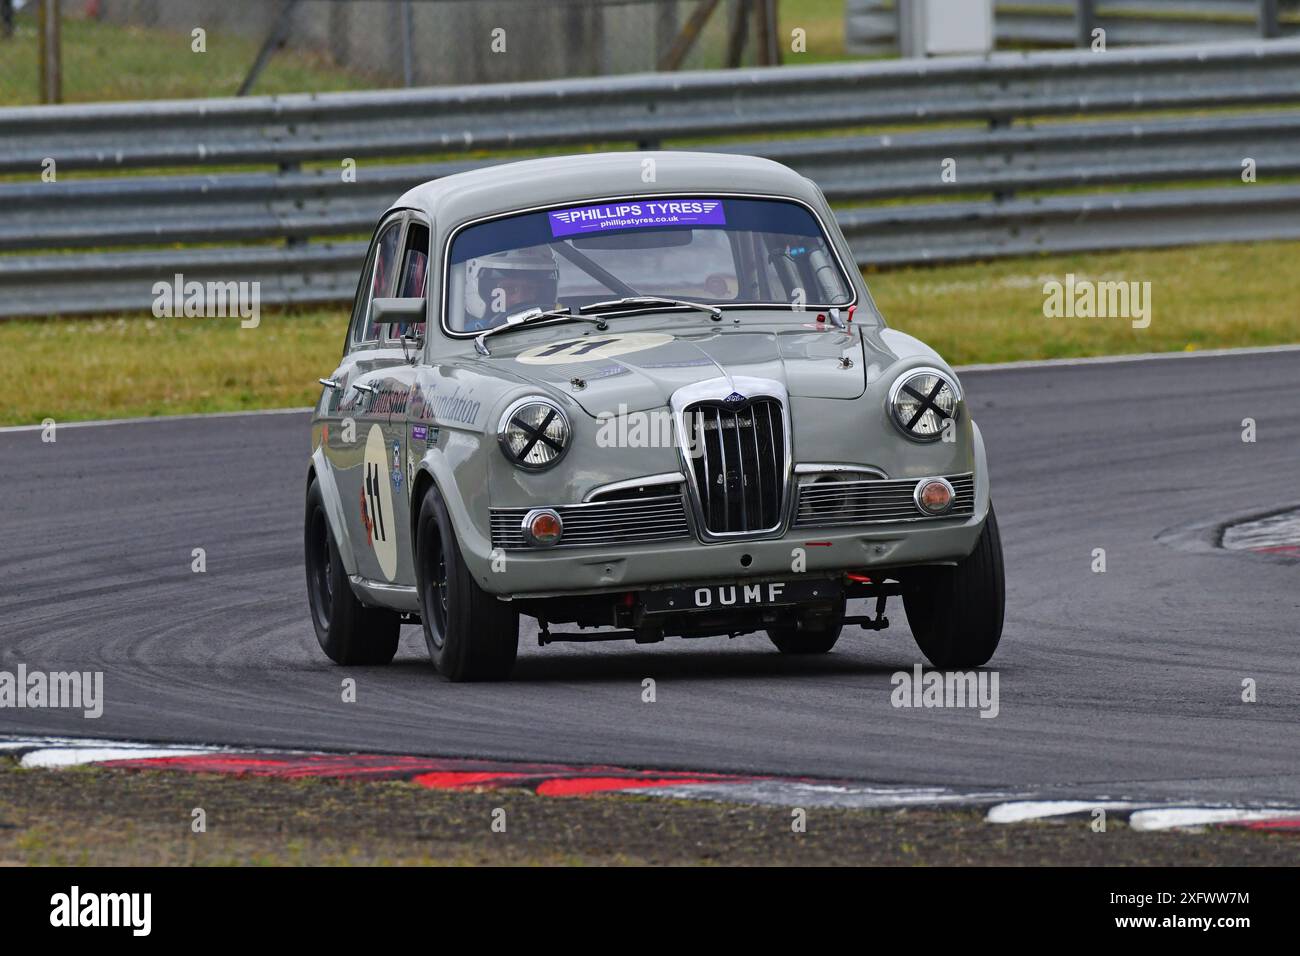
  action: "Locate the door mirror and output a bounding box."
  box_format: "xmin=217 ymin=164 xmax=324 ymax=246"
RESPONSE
xmin=373 ymin=297 xmax=426 ymax=324
xmin=374 ymin=297 xmax=426 ymax=362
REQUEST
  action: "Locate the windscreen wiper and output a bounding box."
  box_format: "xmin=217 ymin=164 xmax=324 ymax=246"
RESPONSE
xmin=580 ymin=296 xmax=723 ymax=321
xmin=474 ymin=307 xmax=609 ymax=356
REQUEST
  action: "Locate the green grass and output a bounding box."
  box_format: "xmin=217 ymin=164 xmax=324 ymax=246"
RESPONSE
xmin=1 ymin=240 xmax=1297 ymax=427
xmin=0 ymin=2 xmax=860 ymax=109
xmin=870 ymin=240 xmax=1300 ymax=364
xmin=0 ymin=14 xmax=382 ymax=106
xmin=0 ymin=310 xmax=347 ymax=426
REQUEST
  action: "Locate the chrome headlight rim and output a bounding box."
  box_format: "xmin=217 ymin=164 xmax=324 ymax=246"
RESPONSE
xmin=887 ymin=366 xmax=961 ymax=443
xmin=913 ymin=476 xmax=956 ymax=516
xmin=520 ymin=508 xmax=564 ymax=548
xmin=497 ymin=396 xmax=571 ymax=471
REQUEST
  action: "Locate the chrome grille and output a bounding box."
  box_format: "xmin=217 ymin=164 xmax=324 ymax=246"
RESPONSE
xmin=490 ymin=493 xmax=691 ymax=550
xmin=684 ymin=398 xmax=785 ymax=535
xmin=794 ymin=473 xmax=975 ymax=526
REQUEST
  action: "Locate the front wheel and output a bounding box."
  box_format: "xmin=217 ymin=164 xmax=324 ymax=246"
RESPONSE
xmin=903 ymin=505 xmax=1005 ymax=668
xmin=304 ymin=477 xmax=400 ymax=665
xmin=414 ymin=483 xmax=519 ymax=681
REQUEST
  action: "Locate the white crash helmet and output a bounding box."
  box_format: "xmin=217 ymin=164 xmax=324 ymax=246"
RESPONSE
xmin=464 ymin=246 xmax=560 ymax=320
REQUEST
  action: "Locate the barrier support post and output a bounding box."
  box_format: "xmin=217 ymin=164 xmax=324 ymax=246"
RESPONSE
xmin=1259 ymin=0 xmax=1280 ymax=39
xmin=38 ymin=0 xmax=62 ymax=104
xmin=1075 ymin=0 xmax=1096 ymax=49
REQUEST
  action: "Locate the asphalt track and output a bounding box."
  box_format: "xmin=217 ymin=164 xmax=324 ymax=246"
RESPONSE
xmin=2 ymin=349 xmax=1298 ymax=804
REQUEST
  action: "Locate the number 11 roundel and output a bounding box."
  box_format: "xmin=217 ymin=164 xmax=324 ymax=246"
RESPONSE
xmin=515 ymin=332 xmax=673 ymax=365
xmin=361 ymin=424 xmax=399 ymax=580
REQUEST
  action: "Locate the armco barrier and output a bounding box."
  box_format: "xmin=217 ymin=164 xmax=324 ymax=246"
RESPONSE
xmin=2 ymin=40 xmax=1299 ymax=317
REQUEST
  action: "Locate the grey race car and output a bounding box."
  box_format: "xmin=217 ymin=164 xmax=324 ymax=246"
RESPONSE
xmin=305 ymin=151 xmax=1004 ymax=681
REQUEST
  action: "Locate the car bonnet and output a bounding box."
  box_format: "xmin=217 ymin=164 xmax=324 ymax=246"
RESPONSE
xmin=479 ymin=323 xmax=867 ymax=416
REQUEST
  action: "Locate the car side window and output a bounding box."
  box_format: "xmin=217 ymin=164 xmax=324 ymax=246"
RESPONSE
xmin=349 ymin=218 xmax=403 ymax=349
xmin=383 ymin=222 xmax=430 ymax=343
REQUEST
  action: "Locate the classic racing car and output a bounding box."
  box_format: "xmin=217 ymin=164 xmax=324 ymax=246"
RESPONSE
xmin=305 ymin=151 xmax=1004 ymax=680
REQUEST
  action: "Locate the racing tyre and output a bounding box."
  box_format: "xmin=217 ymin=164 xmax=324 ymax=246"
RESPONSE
xmin=415 ymin=483 xmax=519 ymax=681
xmin=767 ymin=600 xmax=845 ymax=654
xmin=305 ymin=477 xmax=400 ymax=665
xmin=903 ymin=504 xmax=1005 ymax=668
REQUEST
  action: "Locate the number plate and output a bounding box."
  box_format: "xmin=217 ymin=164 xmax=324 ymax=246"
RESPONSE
xmin=641 ymin=579 xmax=840 ymax=614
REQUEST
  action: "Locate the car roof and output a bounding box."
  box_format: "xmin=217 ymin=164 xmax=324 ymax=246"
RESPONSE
xmin=392 ymin=151 xmax=824 ymax=227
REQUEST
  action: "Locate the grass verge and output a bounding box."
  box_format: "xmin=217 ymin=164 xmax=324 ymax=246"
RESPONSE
xmin=0 ymin=14 xmax=381 ymax=105
xmin=1 ymin=764 xmax=1296 ymax=866
xmin=0 ymin=2 xmax=852 ymax=108
xmin=868 ymin=240 xmax=1300 ymax=365
xmin=0 ymin=240 xmax=1297 ymax=427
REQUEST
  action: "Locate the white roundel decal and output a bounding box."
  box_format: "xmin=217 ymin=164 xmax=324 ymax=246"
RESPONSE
xmin=515 ymin=332 xmax=673 ymax=365
xmin=361 ymin=425 xmax=398 ymax=581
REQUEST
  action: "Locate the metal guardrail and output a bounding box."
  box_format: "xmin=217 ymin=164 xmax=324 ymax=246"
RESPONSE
xmin=6 ymin=110 xmax=1300 ymax=252
xmin=840 ymin=184 xmax=1300 ymax=264
xmin=2 ymin=40 xmax=1300 ymax=317
xmin=5 ymin=38 xmax=1299 ymax=173
xmin=846 ymin=1 xmax=1300 ymax=55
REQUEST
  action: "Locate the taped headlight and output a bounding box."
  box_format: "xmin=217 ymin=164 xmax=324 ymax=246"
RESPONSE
xmin=498 ymin=397 xmax=570 ymax=470
xmin=888 ymin=368 xmax=959 ymax=442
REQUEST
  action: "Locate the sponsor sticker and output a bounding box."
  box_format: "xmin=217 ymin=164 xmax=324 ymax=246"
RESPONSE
xmin=412 ymin=424 xmax=428 ymax=442
xmin=549 ymin=199 xmax=725 ymax=237
xmin=432 ymin=386 xmax=481 ymax=425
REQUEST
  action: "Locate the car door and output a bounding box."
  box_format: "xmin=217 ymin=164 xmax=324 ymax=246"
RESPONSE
xmin=326 ymin=212 xmax=408 ymax=585
xmin=374 ymin=215 xmax=431 ymax=588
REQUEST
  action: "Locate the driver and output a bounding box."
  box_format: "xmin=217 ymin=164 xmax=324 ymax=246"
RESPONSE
xmin=464 ymin=246 xmax=560 ymax=332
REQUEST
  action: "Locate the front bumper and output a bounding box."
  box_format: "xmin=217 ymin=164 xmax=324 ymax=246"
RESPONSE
xmin=471 ymin=506 xmax=987 ymax=598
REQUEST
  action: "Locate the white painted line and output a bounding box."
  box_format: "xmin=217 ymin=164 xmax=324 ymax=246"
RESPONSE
xmin=0 ymin=406 xmax=311 ymax=434
xmin=986 ymin=800 xmax=1141 ymax=824
xmin=1222 ymin=508 xmax=1300 ymax=552
xmin=0 ymin=736 xmax=87 ymax=753
xmin=20 ymin=746 xmax=219 ymax=769
xmin=1127 ymin=807 xmax=1300 ymax=831
xmin=0 ymin=734 xmax=205 ymax=754
xmin=0 ymin=733 xmax=324 ymax=767
xmin=636 ymin=780 xmax=1022 ymax=809
xmin=956 ymin=342 xmax=1300 ymax=373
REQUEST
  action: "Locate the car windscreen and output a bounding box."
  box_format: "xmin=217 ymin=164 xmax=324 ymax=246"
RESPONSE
xmin=444 ymin=197 xmax=854 ymax=333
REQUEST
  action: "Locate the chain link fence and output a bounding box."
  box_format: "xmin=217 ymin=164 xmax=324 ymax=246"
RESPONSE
xmin=0 ymin=0 xmax=795 ymax=105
